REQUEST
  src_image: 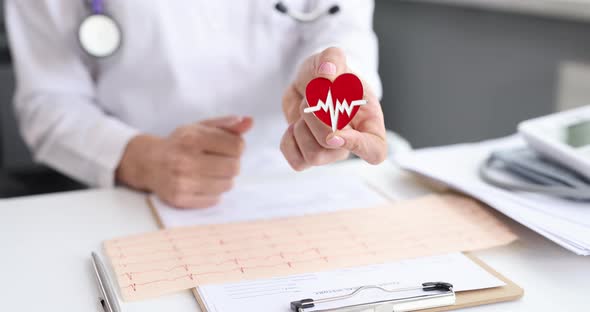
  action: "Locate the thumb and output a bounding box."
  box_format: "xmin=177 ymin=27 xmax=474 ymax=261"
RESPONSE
xmin=325 ymin=129 xmax=387 ymax=165
xmin=294 ymin=47 xmax=348 ymax=95
xmin=313 ymin=47 xmax=348 ymax=80
xmin=201 ymin=116 xmax=254 ymax=134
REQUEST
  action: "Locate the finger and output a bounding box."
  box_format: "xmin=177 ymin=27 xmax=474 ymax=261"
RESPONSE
xmin=300 ymin=100 xmax=333 ymax=148
xmin=282 ymin=84 xmax=303 ymax=124
xmin=162 ymin=193 xmax=221 ymax=209
xmin=229 ymin=116 xmax=254 ymax=134
xmin=194 ymin=177 xmax=234 ymax=195
xmin=326 ymin=128 xmax=387 ymax=165
xmin=168 ymin=149 xmax=240 ymax=179
xmin=294 ymin=47 xmax=349 ymax=96
xmin=200 ymin=116 xmax=254 ymax=135
xmin=195 ymin=154 xmax=241 ymax=178
xmin=280 ymin=123 xmax=308 ymax=171
xmin=293 ymin=119 xmax=348 ymax=166
xmin=179 ymin=125 xmax=245 ymax=157
xmin=170 ymin=175 xmax=234 ymax=195
xmin=350 ymin=90 xmax=386 ymax=133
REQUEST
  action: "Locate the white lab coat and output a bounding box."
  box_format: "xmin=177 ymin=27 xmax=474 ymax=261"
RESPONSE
xmin=5 ymin=0 xmax=381 ymax=187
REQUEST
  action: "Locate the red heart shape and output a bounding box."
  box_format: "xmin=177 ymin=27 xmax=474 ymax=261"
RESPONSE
xmin=305 ymin=73 xmax=365 ymax=131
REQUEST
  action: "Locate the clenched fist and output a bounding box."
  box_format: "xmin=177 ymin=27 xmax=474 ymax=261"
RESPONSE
xmin=280 ymin=47 xmax=387 ymax=170
xmin=116 ymin=116 xmax=253 ymax=208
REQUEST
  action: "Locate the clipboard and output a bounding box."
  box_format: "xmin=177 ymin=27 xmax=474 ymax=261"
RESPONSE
xmin=421 ymin=252 xmax=523 ymax=312
xmin=146 ymin=197 xmax=523 ymax=311
xmin=289 ymin=282 xmax=457 ymax=312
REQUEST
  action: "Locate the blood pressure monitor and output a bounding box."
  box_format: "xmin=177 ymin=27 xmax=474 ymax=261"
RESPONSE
xmin=518 ymin=106 xmax=590 ymax=180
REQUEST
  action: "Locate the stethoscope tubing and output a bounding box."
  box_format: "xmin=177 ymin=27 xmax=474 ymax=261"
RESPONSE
xmin=479 ymin=156 xmax=590 ymax=200
xmin=80 ymin=0 xmax=337 ymax=59
xmin=274 ymin=2 xmax=340 ymax=23
xmin=91 ymin=0 xmax=105 ymax=14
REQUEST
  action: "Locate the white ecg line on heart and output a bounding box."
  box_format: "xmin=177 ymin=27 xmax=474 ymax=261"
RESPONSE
xmin=304 ymin=88 xmax=367 ymax=132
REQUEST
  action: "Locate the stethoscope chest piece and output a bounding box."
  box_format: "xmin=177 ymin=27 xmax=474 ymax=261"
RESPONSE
xmin=78 ymin=14 xmax=121 ymax=58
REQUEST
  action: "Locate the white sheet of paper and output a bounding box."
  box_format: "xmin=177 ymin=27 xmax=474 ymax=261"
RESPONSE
xmin=395 ymin=135 xmax=590 ymax=255
xmin=197 ymin=253 xmax=504 ymax=312
xmin=152 ymin=172 xmax=387 ymax=228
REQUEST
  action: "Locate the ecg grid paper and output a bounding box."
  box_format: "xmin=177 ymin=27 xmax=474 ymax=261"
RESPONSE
xmin=104 ymin=194 xmax=517 ymax=301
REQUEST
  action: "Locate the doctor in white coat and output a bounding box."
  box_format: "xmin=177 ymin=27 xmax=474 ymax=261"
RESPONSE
xmin=6 ymin=0 xmax=387 ymax=208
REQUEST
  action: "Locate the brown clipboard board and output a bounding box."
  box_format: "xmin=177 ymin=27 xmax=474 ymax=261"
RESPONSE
xmin=146 ymin=197 xmax=523 ymax=312
xmin=420 ymin=252 xmax=523 ymax=312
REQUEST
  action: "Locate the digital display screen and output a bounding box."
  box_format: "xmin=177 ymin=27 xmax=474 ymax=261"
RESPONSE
xmin=566 ymin=120 xmax=590 ymax=148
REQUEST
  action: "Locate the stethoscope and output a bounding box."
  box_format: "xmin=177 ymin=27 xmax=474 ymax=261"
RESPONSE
xmin=479 ymin=148 xmax=590 ymax=201
xmin=78 ymin=1 xmax=340 ymax=58
xmin=275 ymin=2 xmax=340 ymax=23
xmin=78 ymin=0 xmax=122 ymax=58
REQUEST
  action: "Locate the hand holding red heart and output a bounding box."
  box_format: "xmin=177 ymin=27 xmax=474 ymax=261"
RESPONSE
xmin=280 ymin=47 xmax=387 ymax=171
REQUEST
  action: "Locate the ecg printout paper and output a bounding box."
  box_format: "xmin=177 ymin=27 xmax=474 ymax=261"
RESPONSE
xmin=197 ymin=253 xmax=505 ymax=312
xmin=104 ymin=194 xmax=516 ymax=301
xmin=151 ymin=173 xmax=387 ymax=228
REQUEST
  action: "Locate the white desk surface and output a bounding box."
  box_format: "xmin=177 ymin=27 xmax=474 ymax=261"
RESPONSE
xmin=1 ymin=160 xmax=588 ymax=312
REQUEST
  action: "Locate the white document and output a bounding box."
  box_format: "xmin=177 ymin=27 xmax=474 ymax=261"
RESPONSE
xmin=197 ymin=253 xmax=504 ymax=312
xmin=395 ymin=135 xmax=590 ymax=255
xmin=152 ymin=172 xmax=387 ymax=228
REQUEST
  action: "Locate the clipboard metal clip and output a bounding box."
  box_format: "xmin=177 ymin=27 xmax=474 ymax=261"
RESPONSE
xmin=291 ymin=282 xmax=455 ymax=312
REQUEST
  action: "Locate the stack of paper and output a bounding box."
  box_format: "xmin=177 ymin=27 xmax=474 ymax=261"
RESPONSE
xmin=395 ymin=135 xmax=590 ymax=255
xmin=197 ymin=253 xmax=505 ymax=312
xmin=151 ymin=173 xmax=388 ymax=227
